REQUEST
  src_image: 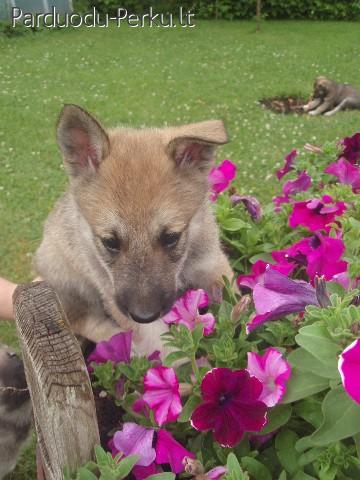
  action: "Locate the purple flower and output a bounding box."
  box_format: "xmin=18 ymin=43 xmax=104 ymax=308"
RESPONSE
xmin=143 ymin=366 xmax=182 ymax=426
xmin=339 ymin=132 xmax=360 ymax=164
xmin=237 ymin=260 xmax=294 ymax=291
xmin=163 ymin=289 xmax=215 ymax=336
xmin=282 ymin=171 xmax=312 ymax=197
xmin=230 ymin=194 xmax=262 ymax=221
xmin=113 ymin=423 xmax=155 ymax=466
xmin=247 ymin=348 xmax=291 ymax=407
xmin=156 ymin=429 xmax=195 ymax=474
xmin=190 ymin=368 xmax=268 ymax=447
xmin=209 ymin=160 xmax=237 ymax=201
xmin=289 ymin=195 xmax=346 ymax=232
xmin=272 ymin=237 xmax=312 ymax=272
xmin=247 ymin=268 xmax=319 ymax=333
xmin=276 ymin=149 xmax=297 ymax=180
xmin=133 ymin=463 xmax=159 ymax=480
xmin=206 ymin=466 xmax=227 ymax=480
xmin=338 ymin=339 xmax=360 ymax=405
xmin=325 ymin=158 xmax=360 ymax=193
xmin=87 ymin=331 xmax=132 ymax=370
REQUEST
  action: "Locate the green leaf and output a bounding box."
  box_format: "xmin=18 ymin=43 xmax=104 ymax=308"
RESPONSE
xmin=115 ymin=455 xmax=139 ymax=479
xmin=78 ymin=468 xmax=98 ymax=480
xmin=255 ymin=404 xmax=292 ymax=435
xmin=295 ymin=323 xmax=340 ymax=368
xmin=293 ymin=398 xmax=323 ymax=428
xmin=146 ymin=474 xmax=176 ymax=480
xmin=275 ymin=429 xmax=300 ymax=475
xmin=94 ymin=445 xmax=109 ymax=467
xmin=282 ymin=368 xmax=329 ymax=403
xmin=178 ymin=394 xmax=201 ymax=422
xmin=163 ymin=350 xmax=189 ymax=367
xmin=249 ymin=253 xmax=273 ymax=264
xmin=287 ymin=348 xmax=339 ymax=379
xmin=298 ymin=447 xmax=325 ymax=467
xmin=278 ymin=471 xmax=287 ymax=480
xmin=241 ymin=457 xmax=271 ymax=480
xmin=310 ymin=386 xmax=360 ymax=445
xmin=227 ymin=452 xmax=247 ymax=479
xmin=222 ymin=218 xmax=247 ymax=231
xmin=292 ymin=472 xmax=317 ymax=480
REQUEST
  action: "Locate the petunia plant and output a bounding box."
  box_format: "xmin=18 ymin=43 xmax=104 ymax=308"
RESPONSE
xmin=73 ymin=132 xmax=360 ymax=480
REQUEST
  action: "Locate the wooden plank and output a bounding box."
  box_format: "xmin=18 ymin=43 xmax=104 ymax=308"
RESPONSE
xmin=13 ymin=282 xmax=100 ymax=480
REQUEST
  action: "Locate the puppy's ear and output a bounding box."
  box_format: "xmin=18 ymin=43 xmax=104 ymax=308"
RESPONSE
xmin=167 ymin=120 xmax=228 ymax=171
xmin=56 ymin=104 xmax=110 ymax=176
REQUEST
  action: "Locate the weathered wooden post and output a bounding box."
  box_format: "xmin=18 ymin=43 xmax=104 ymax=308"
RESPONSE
xmin=13 ymin=282 xmax=100 ymax=480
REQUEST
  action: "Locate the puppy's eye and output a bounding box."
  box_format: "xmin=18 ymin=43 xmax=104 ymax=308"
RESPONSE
xmin=101 ymin=235 xmax=121 ymax=252
xmin=160 ymin=231 xmax=181 ymax=249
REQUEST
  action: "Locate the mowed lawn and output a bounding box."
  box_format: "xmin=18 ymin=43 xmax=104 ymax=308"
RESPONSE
xmin=1 ymin=19 xmax=360 ymax=478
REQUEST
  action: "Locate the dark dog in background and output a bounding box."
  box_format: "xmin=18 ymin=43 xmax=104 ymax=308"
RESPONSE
xmin=303 ymin=76 xmax=360 ymax=116
xmin=0 ymin=344 xmax=31 ymax=479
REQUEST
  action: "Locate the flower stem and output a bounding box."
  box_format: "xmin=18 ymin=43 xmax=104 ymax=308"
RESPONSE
xmin=191 ymin=354 xmax=201 ymax=382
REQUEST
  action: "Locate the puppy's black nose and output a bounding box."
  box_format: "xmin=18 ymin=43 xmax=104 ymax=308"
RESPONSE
xmin=129 ymin=310 xmax=161 ymax=324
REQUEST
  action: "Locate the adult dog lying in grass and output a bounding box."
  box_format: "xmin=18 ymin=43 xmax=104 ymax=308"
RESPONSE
xmin=35 ymin=105 xmax=234 ymax=357
xmin=303 ymin=76 xmax=360 ymax=116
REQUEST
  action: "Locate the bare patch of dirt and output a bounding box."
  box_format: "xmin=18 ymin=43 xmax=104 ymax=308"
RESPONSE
xmin=260 ymin=95 xmax=308 ymax=114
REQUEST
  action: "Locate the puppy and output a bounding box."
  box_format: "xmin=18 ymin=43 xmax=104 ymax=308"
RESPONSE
xmin=35 ymin=106 xmax=234 ymax=357
xmin=0 ymin=344 xmax=31 ymax=479
xmin=303 ymin=76 xmax=360 ymax=116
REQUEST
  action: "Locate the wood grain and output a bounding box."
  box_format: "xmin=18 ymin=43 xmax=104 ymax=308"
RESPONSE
xmin=13 ymin=282 xmax=100 ymax=480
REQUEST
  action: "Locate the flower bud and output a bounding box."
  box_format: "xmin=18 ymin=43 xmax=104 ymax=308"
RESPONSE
xmin=314 ymin=276 xmax=331 ymax=308
xmin=231 ymin=295 xmax=251 ymax=322
xmin=183 ymin=457 xmax=205 ymax=475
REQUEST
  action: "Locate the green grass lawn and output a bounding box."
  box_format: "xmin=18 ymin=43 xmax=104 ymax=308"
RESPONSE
xmin=1 ymin=19 xmax=360 ymax=478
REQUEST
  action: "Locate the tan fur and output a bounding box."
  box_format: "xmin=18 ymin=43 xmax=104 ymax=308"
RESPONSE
xmin=303 ymin=76 xmax=360 ymax=116
xmin=35 ymin=106 xmax=234 ymax=357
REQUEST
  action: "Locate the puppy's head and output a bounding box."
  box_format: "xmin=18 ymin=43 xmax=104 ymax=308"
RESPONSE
xmin=57 ymin=105 xmax=228 ymax=324
xmin=313 ymin=76 xmax=332 ymax=99
xmin=0 ymin=344 xmax=29 ymax=410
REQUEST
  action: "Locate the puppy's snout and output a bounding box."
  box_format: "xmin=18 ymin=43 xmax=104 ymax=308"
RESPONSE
xmin=115 ymin=288 xmax=175 ymax=324
xmin=128 ymin=309 xmax=162 ymax=324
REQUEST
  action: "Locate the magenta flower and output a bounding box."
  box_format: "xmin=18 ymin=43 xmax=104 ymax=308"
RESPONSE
xmin=143 ymin=366 xmax=182 ymax=426
xmin=156 ymin=429 xmax=195 ymax=474
xmin=247 ymin=348 xmax=291 ymax=407
xmin=163 ymin=289 xmax=215 ymax=336
xmin=87 ymin=331 xmax=132 ymax=370
xmin=247 ymin=268 xmax=319 ymax=333
xmin=325 ymin=158 xmax=360 ymax=193
xmin=133 ymin=463 xmax=159 ymax=480
xmin=339 ymin=132 xmax=360 ymax=164
xmin=338 ymin=339 xmax=360 ymax=405
xmin=209 ymin=159 xmax=237 ymax=201
xmin=276 ymin=149 xmax=297 ymax=180
xmin=230 ymin=194 xmax=262 ymax=221
xmin=306 ymin=234 xmax=348 ymax=281
xmin=190 ymin=368 xmax=268 ymax=447
xmin=237 ymin=260 xmax=294 ymax=291
xmin=289 ymin=195 xmax=346 ymax=232
xmin=113 ymin=423 xmax=156 ymax=466
xmin=273 ymin=234 xmax=348 ymax=282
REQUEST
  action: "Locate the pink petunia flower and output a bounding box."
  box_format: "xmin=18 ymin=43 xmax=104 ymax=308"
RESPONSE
xmin=156 ymin=429 xmax=195 ymax=474
xmin=247 ymin=348 xmax=291 ymax=407
xmin=208 ymin=159 xmax=237 ymax=201
xmin=190 ymin=368 xmax=268 ymax=448
xmin=87 ymin=331 xmax=132 ymax=371
xmin=289 ymin=195 xmax=346 ymax=232
xmin=247 ymin=268 xmax=319 ymax=333
xmin=132 ymin=463 xmax=159 ymax=480
xmin=143 ymin=366 xmax=182 ymax=426
xmin=163 ymin=289 xmax=216 ymax=336
xmin=237 ymin=260 xmax=294 ymax=291
xmin=338 ymin=338 xmax=360 ymax=405
xmin=113 ymin=423 xmax=156 ymax=466
xmin=339 ymin=132 xmax=360 ymax=164
xmin=206 ymin=466 xmax=227 ymax=480
xmin=276 ymin=149 xmax=297 ymax=180
xmin=325 ymin=158 xmax=360 ymax=193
